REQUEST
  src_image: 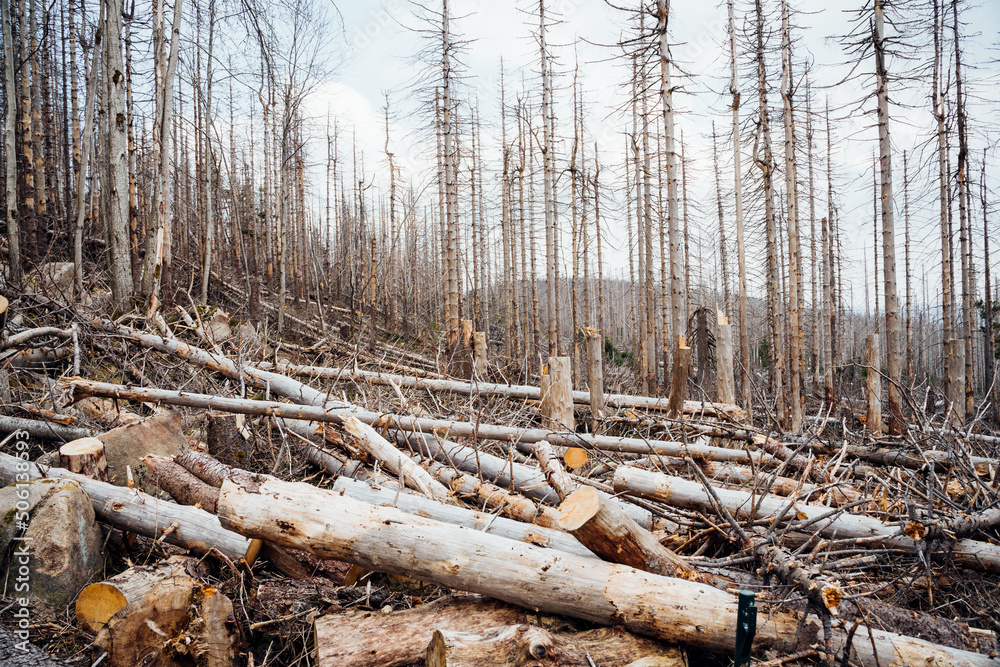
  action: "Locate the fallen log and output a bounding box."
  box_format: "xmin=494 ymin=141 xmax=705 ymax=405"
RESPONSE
xmin=65 ymin=379 xmax=764 ymax=467
xmin=333 ymin=475 xmax=594 ymax=558
xmin=0 ymin=451 xmax=259 ymax=562
xmin=0 ymin=414 xmax=93 ymax=441
xmin=614 ymin=465 xmax=1000 ymax=573
xmin=422 ymin=459 xmax=563 ymax=528
xmin=557 ymin=485 xmax=696 ymax=579
xmin=313 ymin=594 xmax=529 ymax=667
xmin=259 ymin=362 xmax=746 ymax=419
xmin=426 ymin=625 xmax=685 ymax=667
xmin=216 ymin=469 xmax=996 ymax=666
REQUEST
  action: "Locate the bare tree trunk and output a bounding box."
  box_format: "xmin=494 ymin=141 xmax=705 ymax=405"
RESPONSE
xmin=873 ymin=0 xmax=903 ymax=432
xmin=824 ymin=101 xmax=838 ymax=404
xmin=711 ymin=124 xmax=730 ymax=318
xmin=780 ymin=0 xmax=803 ymax=433
xmin=657 ymin=0 xmax=683 ymax=373
xmin=140 ymin=0 xmax=183 ymax=314
xmin=73 ymin=2 xmax=104 ymax=297
xmin=934 ymin=0 xmax=960 ymax=420
xmin=442 ymin=0 xmax=459 ymax=348
xmin=103 ymin=0 xmax=135 ymax=311
xmin=1 ymin=0 xmax=18 ymax=281
xmin=981 ymin=154 xmax=997 ymax=423
xmin=540 ymin=0 xmax=558 ymax=358
xmin=199 ymin=0 xmax=215 ymax=305
xmin=728 ymin=0 xmax=749 ymax=413
xmin=903 ymin=151 xmax=913 ymax=383
xmin=754 ymin=0 xmax=786 ymax=429
xmin=952 ymin=0 xmax=974 ymax=419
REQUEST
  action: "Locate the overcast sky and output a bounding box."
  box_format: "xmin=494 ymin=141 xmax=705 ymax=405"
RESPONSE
xmin=300 ymin=0 xmax=1000 ymax=313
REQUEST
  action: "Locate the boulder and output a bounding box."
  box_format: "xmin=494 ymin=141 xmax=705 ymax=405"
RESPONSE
xmin=97 ymin=411 xmax=188 ymax=494
xmin=0 ymin=478 xmax=103 ymax=608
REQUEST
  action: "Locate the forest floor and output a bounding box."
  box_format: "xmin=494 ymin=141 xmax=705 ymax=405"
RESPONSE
xmin=0 ymin=268 xmax=998 ymax=667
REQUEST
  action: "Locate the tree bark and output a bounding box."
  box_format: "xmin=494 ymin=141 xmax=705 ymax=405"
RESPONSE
xmin=218 ymin=471 xmax=994 ymax=667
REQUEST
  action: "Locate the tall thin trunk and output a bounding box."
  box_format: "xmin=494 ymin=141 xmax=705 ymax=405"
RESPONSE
xmin=593 ymin=147 xmax=604 ymax=335
xmin=952 ymin=0 xmax=974 ymax=418
xmin=2 ymin=0 xmax=18 ymax=281
xmin=781 ymin=0 xmax=802 ymax=432
xmin=903 ymin=151 xmax=913 ymax=382
xmin=712 ymin=123 xmax=730 ymax=318
xmin=981 ymin=153 xmax=996 ymax=422
xmin=18 ymin=0 xmax=34 ymax=265
xmin=874 ymin=0 xmax=902 ymax=431
xmin=199 ymin=0 xmax=215 ymax=304
xmin=442 ymin=0 xmax=459 ymax=347
xmin=934 ymin=0 xmax=960 ymax=418
xmin=103 ymin=0 xmax=135 ymax=311
xmin=540 ymin=0 xmax=558 ymax=357
xmin=729 ymin=0 xmax=749 ymax=411
xmin=658 ymin=0 xmax=683 ymax=363
xmin=754 ymin=0 xmax=786 ymax=428
xmin=822 ymin=102 xmax=836 ymax=405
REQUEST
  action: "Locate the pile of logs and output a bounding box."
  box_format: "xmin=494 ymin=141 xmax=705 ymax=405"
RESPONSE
xmin=0 ymin=305 xmax=998 ymax=667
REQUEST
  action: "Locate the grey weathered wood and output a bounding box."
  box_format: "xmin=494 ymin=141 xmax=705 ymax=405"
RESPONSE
xmin=0 ymin=451 xmax=256 ymax=562
xmin=333 ymin=476 xmax=593 ymax=558
xmin=217 ymin=472 xmax=995 ymax=667
xmin=614 ymin=465 xmax=1000 ymax=573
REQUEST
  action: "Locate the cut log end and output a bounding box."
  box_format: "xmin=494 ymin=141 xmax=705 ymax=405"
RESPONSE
xmin=557 ymin=485 xmax=601 ymax=532
xmin=563 ymin=447 xmax=588 ymax=470
xmin=59 ymin=437 xmax=109 ymax=482
xmin=75 ymin=582 xmax=129 ymax=634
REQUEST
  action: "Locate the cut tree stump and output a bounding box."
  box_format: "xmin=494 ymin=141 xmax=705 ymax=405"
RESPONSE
xmin=586 ymin=329 xmax=605 ymax=422
xmin=426 ymin=625 xmax=685 ymax=667
xmin=58 ymin=437 xmax=108 ymax=481
xmin=76 ymin=555 xmax=196 ymax=633
xmin=93 ymin=562 xmax=238 ymax=667
xmin=557 ymin=485 xmax=696 ymax=580
xmin=472 ymin=331 xmax=488 ymax=379
xmin=865 ymin=333 xmax=882 ymax=436
xmin=541 ymin=356 xmax=574 ymax=431
xmin=666 ymin=337 xmax=691 ymax=419
xmin=716 ymin=312 xmax=735 ymax=406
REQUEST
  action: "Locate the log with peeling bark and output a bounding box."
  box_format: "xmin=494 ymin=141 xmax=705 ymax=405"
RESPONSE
xmin=149 ymin=451 xmax=342 ymax=579
xmin=426 ymin=624 xmax=685 ymax=667
xmin=557 ymin=485 xmax=696 ymax=580
xmin=258 ymin=362 xmax=746 ymax=419
xmin=395 ymin=430 xmax=661 ymax=531
xmin=614 ymin=465 xmax=1000 ymax=573
xmin=334 ymin=475 xmax=594 ymax=558
xmin=0 ymin=451 xmax=258 ymax=562
xmin=64 ymin=379 xmax=765 ymax=467
xmin=532 ymin=441 xmax=576 ymax=500
xmin=216 ymin=469 xmax=995 ymax=667
xmin=313 ymin=594 xmax=529 ymax=667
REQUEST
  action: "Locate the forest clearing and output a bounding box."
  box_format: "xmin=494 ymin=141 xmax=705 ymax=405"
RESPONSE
xmin=0 ymin=0 xmax=999 ymax=665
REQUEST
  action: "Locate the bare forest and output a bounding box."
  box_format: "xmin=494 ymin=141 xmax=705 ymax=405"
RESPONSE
xmin=0 ymin=0 xmax=998 ymax=665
